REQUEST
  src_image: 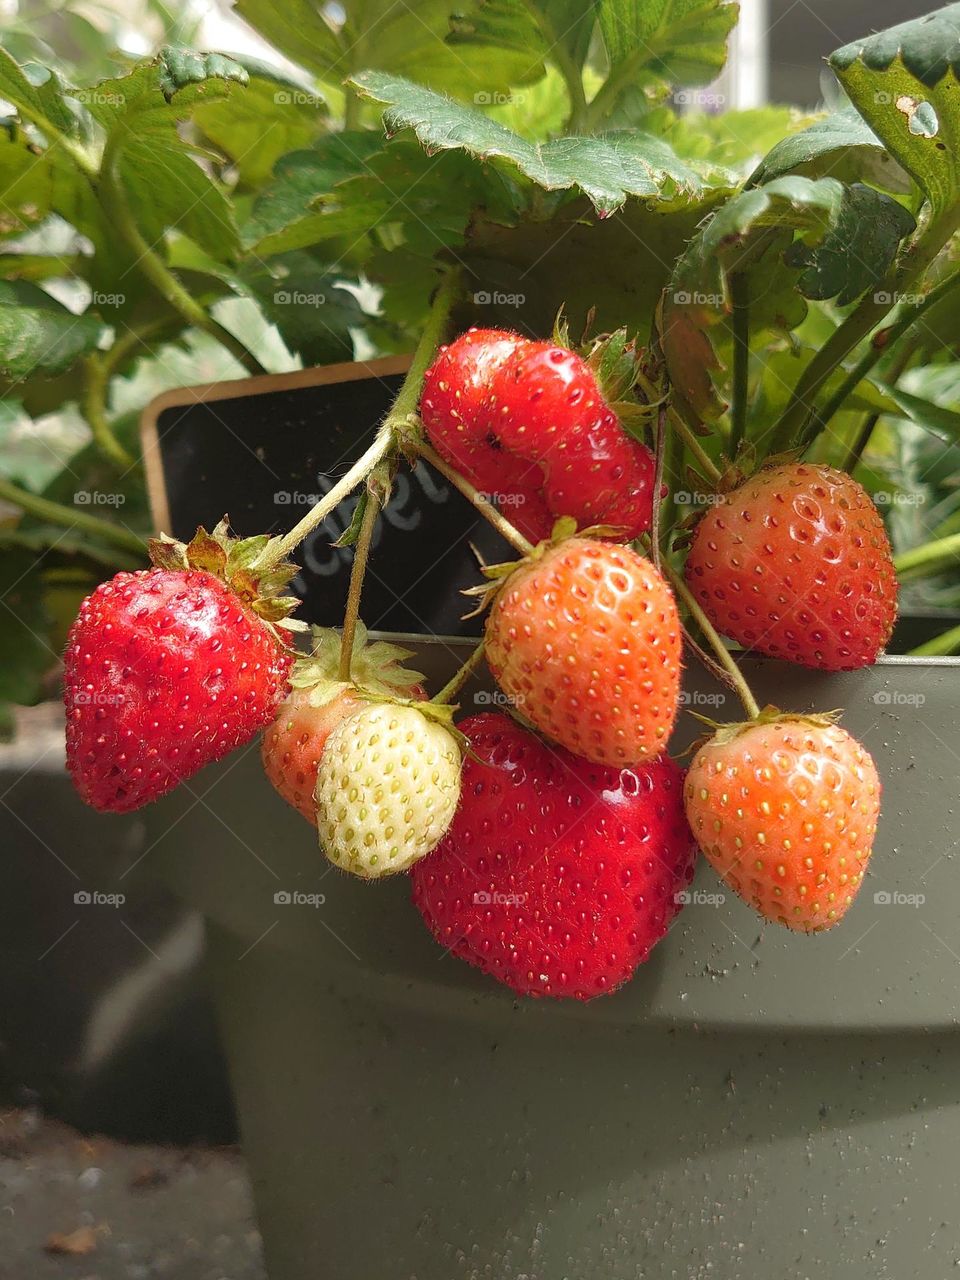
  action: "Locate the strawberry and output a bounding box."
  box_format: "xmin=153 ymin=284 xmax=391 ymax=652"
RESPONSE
xmin=315 ymin=703 xmax=462 ymax=878
xmin=262 ymin=624 xmax=425 ymax=825
xmin=488 ymin=339 xmax=656 ymax=539
xmin=684 ymin=463 xmax=897 ymax=670
xmin=684 ymin=714 xmax=881 ymax=932
xmin=484 ymin=537 xmax=682 ymax=766
xmin=411 ymin=713 xmax=696 ymax=1000
xmin=64 ymin=523 xmax=298 ymax=813
xmin=419 ymin=327 xmax=553 ymax=542
xmin=420 ymin=328 xmax=656 ymax=542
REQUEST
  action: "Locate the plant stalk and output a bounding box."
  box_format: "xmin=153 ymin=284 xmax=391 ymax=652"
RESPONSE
xmin=338 ymin=488 xmax=381 ymax=682
xmin=894 ymin=531 xmax=960 ymax=582
xmin=0 ymin=477 xmax=148 ymax=557
xmin=412 ymin=441 xmax=534 ymax=556
xmin=433 ymin=640 xmax=486 ymax=705
xmin=729 ymin=273 xmax=750 ymax=455
xmin=667 ymin=406 xmax=723 ymax=485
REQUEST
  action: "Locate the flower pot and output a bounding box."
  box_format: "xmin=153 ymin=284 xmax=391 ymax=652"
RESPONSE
xmin=139 ymin=644 xmax=960 ymax=1280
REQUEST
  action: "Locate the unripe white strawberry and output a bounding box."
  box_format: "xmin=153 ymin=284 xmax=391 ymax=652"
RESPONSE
xmin=315 ymin=703 xmax=462 ymax=879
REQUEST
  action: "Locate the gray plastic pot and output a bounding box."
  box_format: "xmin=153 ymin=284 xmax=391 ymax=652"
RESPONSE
xmin=139 ymin=645 xmax=960 ymax=1280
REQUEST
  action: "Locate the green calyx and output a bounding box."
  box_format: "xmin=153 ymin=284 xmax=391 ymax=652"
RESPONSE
xmin=148 ymin=518 xmax=307 ymax=639
xmin=690 ymin=704 xmax=843 ymax=750
xmin=289 ymin=621 xmax=424 ymax=708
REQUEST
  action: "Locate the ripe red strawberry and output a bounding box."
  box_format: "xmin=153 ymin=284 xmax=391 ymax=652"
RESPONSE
xmin=262 ymin=624 xmax=424 ymax=825
xmin=419 ymin=327 xmax=553 ymax=542
xmin=484 ymin=538 xmax=682 ymax=765
xmin=488 ymin=339 xmax=656 ymax=538
xmin=420 ymin=328 xmax=656 ymax=542
xmin=64 ymin=524 xmax=298 ymax=813
xmin=684 ymin=463 xmax=897 ymax=670
xmin=411 ymin=712 xmax=697 ymax=1000
xmin=684 ymin=715 xmax=881 ymax=932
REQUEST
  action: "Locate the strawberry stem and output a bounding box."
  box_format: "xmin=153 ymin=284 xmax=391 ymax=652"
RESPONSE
xmin=256 ymin=267 xmax=463 ymax=572
xmin=667 ymin=406 xmax=723 ymax=486
xmin=338 ymin=486 xmax=382 ymax=683
xmin=658 ymin=556 xmax=761 ymax=720
xmin=412 ymin=441 xmax=535 ymax=557
xmin=432 ymin=640 xmax=486 ymax=706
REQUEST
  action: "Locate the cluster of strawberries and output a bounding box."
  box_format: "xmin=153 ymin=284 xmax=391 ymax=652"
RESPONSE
xmin=63 ymin=328 xmax=896 ymax=1002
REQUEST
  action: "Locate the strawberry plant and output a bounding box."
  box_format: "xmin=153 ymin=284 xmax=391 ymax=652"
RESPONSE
xmin=4 ymin=0 xmax=960 ymax=996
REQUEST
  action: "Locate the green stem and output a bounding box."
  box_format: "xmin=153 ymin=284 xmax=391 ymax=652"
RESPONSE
xmin=98 ymin=167 xmax=266 ymax=377
xmin=13 ymin=99 xmax=97 ymax=178
xmin=836 ymin=337 xmax=918 ymax=473
xmin=910 ymin=623 xmax=960 ymax=657
xmin=729 ymin=273 xmax=750 ymax=455
xmin=413 ymin=441 xmax=534 ymax=556
xmin=432 ymin=640 xmax=486 ymax=705
xmin=257 ymin=267 xmax=463 ymax=571
xmin=768 ymin=204 xmax=960 ymax=452
xmin=518 ymin=0 xmax=588 ymax=131
xmin=338 ymin=488 xmax=381 ymax=682
xmin=658 ymin=556 xmax=761 ymax=720
xmin=82 ymin=355 xmax=134 ymax=469
xmin=583 ymin=50 xmax=645 ymax=130
xmin=0 ymin=477 xmax=148 ymax=557
xmin=808 ymin=269 xmax=960 ymax=453
xmin=667 ymin=406 xmax=723 ymax=485
xmin=894 ymin=531 xmax=960 ymax=582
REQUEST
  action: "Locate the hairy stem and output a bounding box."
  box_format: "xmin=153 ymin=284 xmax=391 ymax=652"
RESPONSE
xmin=433 ymin=640 xmax=486 ymax=705
xmin=658 ymin=557 xmax=761 ymax=720
xmin=257 ymin=267 xmax=463 ymax=571
xmin=667 ymin=406 xmax=723 ymax=485
xmin=413 ymin=441 xmax=534 ymax=556
xmin=82 ymin=355 xmax=134 ymax=469
xmin=338 ymin=488 xmax=381 ymax=682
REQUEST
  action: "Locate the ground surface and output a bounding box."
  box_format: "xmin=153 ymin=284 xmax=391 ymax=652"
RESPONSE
xmin=0 ymin=1109 xmax=266 ymax=1279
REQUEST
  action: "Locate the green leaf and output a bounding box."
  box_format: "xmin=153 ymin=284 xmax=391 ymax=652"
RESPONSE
xmin=118 ymin=136 xmax=239 ymax=259
xmin=0 ymin=279 xmax=104 ymax=379
xmin=784 ymin=182 xmax=916 ymax=305
xmin=885 ymin=385 xmax=960 ymax=443
xmin=240 ymin=254 xmax=363 ymax=364
xmin=748 ymin=108 xmax=911 ymax=192
xmin=0 ymin=549 xmax=54 ymax=712
xmin=193 ymin=59 xmax=327 ymax=188
xmin=236 ymin=0 xmax=542 ymax=100
xmin=0 ymin=47 xmax=77 ymax=136
xmin=662 ymin=176 xmax=916 ymax=420
xmin=597 ymin=0 xmax=738 ymax=87
xmin=830 ymin=4 xmax=960 ymax=216
xmin=349 ymin=69 xmax=731 ymax=215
